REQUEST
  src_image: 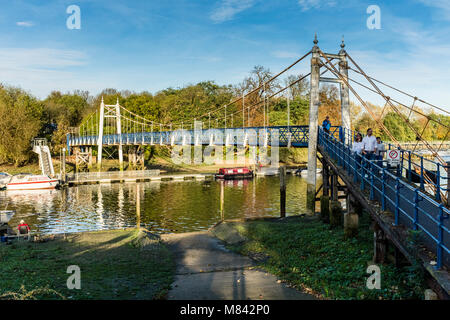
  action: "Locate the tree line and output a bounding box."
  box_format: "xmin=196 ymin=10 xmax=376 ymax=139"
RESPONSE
xmin=0 ymin=66 xmax=448 ymax=166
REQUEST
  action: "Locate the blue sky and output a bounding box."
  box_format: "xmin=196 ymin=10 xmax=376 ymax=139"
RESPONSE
xmin=1 ymin=0 xmax=449 ymax=111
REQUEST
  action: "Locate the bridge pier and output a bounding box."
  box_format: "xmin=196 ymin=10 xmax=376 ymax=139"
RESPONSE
xmin=306 ymin=35 xmax=321 ymax=214
xmin=344 ymin=193 xmax=359 ymax=239
xmin=115 ymin=99 xmax=124 ymax=171
xmin=97 ymin=98 xmax=105 ymax=170
xmin=339 ymin=39 xmax=351 ymax=143
xmin=373 ymin=222 xmax=387 ymax=264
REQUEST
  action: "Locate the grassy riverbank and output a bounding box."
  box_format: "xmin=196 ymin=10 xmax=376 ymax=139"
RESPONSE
xmin=214 ymin=215 xmax=426 ymax=300
xmin=0 ymin=229 xmax=175 ymax=300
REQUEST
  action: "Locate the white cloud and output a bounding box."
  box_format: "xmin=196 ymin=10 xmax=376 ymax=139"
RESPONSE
xmin=298 ymin=0 xmax=337 ymax=12
xmin=416 ymin=0 xmax=450 ymax=20
xmin=0 ymin=48 xmax=87 ymax=69
xmin=272 ymin=50 xmax=300 ymax=59
xmin=16 ymin=21 xmax=34 ymax=27
xmin=346 ymin=17 xmax=450 ymax=112
xmin=210 ymin=0 xmax=255 ymax=23
xmin=0 ymin=48 xmax=90 ymax=98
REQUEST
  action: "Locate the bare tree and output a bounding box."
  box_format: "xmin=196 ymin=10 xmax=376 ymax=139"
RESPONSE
xmin=283 ymin=74 xmax=309 ymax=99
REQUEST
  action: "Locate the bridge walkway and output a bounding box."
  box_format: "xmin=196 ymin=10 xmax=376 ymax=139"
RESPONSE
xmin=317 ymin=128 xmax=450 ymax=297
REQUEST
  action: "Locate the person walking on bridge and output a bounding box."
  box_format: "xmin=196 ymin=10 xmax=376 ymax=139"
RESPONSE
xmin=362 ymin=128 xmax=377 ymax=175
xmin=352 ymin=133 xmax=364 ymax=171
xmin=322 ymin=116 xmax=331 ymax=135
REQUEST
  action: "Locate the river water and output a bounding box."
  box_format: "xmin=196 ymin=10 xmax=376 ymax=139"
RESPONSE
xmin=0 ymin=176 xmax=312 ymax=235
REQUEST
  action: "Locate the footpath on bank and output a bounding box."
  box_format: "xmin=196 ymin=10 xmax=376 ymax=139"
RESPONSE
xmin=162 ymin=223 xmax=315 ymax=300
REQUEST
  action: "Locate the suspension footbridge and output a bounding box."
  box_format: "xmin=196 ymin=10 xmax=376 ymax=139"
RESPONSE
xmin=66 ymin=36 xmax=450 ymax=289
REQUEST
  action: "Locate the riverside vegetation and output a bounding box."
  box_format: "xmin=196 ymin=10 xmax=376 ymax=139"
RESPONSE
xmin=1 ymin=64 xmax=448 ymax=169
xmin=218 ymin=214 xmax=425 ymax=300
xmin=0 ymin=229 xmax=175 ymax=300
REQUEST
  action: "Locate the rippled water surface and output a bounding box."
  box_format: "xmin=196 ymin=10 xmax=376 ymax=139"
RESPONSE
xmin=1 ymin=176 xmax=314 ymax=235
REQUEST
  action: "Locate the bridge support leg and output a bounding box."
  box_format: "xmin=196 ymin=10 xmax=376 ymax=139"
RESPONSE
xmin=323 ymin=164 xmax=329 ymax=197
xmin=115 ymin=99 xmax=124 ymax=171
xmin=330 ymin=200 xmax=343 ymax=227
xmin=306 ymin=37 xmax=321 ymax=214
xmin=339 ymin=41 xmax=351 ymax=143
xmin=331 ymin=174 xmax=338 ymax=201
xmin=373 ymin=222 xmax=387 ymax=264
xmin=97 ymin=97 xmax=105 ymax=171
xmin=320 ymin=196 xmax=330 ymax=223
xmin=344 ymin=193 xmax=359 ymax=239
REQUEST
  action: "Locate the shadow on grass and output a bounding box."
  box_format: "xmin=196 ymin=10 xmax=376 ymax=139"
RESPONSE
xmin=0 ymin=229 xmax=175 ymax=300
xmin=226 ymin=215 xmax=425 ymax=300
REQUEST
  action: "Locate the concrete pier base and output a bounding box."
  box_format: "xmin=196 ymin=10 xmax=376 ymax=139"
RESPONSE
xmin=330 ymin=200 xmax=343 ymax=227
xmin=344 ymin=212 xmax=359 ymax=239
xmin=320 ymin=195 xmax=330 ymax=223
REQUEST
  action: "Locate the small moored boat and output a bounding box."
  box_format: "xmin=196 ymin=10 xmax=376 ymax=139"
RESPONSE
xmin=215 ymin=167 xmax=254 ymax=180
xmin=0 ymin=172 xmax=11 ymax=189
xmin=6 ymin=174 xmax=59 ymax=191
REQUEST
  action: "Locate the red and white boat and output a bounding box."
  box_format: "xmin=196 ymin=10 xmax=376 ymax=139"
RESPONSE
xmin=6 ymin=174 xmax=59 ymax=191
xmin=215 ymin=167 xmax=254 ymax=180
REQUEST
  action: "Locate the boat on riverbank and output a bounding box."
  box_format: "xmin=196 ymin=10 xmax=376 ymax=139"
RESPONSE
xmin=0 ymin=172 xmax=11 ymax=189
xmin=215 ymin=167 xmax=254 ymax=180
xmin=6 ymin=174 xmax=59 ymax=190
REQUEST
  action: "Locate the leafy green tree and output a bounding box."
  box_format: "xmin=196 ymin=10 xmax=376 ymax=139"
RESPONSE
xmin=0 ymin=86 xmax=43 ymax=166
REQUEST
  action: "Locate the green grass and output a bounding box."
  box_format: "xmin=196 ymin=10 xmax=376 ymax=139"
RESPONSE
xmin=224 ymin=215 xmax=425 ymax=300
xmin=0 ymin=229 xmax=175 ymax=300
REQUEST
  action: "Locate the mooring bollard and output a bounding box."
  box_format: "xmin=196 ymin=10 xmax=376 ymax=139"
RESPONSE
xmin=220 ymin=180 xmax=225 ymax=221
xmin=280 ymin=166 xmax=286 ymax=218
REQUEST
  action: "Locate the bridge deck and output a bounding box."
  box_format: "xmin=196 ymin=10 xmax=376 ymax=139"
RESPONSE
xmin=318 ymin=128 xmax=450 ymax=272
xmin=68 ymin=125 xmax=313 ymax=149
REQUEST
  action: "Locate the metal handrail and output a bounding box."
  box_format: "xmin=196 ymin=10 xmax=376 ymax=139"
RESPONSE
xmin=319 ymin=127 xmax=450 ymax=269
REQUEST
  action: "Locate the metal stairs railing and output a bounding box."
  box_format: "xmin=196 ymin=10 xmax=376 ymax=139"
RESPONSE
xmin=32 ymin=139 xmax=55 ymax=177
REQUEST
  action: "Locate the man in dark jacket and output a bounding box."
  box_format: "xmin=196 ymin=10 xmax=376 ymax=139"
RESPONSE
xmin=322 ymin=116 xmax=331 ymax=134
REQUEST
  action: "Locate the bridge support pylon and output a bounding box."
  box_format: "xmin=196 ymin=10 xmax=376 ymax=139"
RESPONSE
xmin=339 ymin=38 xmax=351 ymax=143
xmin=97 ymin=98 xmax=105 ymax=171
xmin=306 ymin=35 xmax=321 ymax=214
xmin=115 ymin=98 xmax=124 ymax=171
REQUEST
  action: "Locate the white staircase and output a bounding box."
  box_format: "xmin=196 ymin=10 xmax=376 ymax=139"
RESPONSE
xmin=33 ymin=139 xmax=55 ymax=177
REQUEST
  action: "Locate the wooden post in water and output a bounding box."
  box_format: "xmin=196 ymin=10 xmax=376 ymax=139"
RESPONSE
xmin=62 ymin=148 xmax=66 ymax=184
xmin=136 ymin=184 xmax=141 ymax=229
xmin=220 ymin=180 xmax=225 ymax=221
xmin=280 ymin=166 xmax=286 ymax=218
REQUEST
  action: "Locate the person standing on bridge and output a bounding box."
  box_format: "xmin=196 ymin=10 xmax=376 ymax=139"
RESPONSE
xmin=352 ymin=133 xmax=364 ymax=171
xmin=322 ymin=116 xmax=331 ymax=135
xmin=375 ymin=137 xmax=386 ymax=168
xmin=352 ymin=133 xmax=364 ymax=155
xmin=362 ymin=128 xmax=377 ymax=174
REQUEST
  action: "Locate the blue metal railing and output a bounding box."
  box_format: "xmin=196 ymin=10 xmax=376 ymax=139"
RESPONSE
xmin=68 ymin=125 xmax=341 ymax=150
xmin=319 ymin=127 xmax=450 ymax=269
xmin=336 ymin=127 xmax=449 ymax=204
